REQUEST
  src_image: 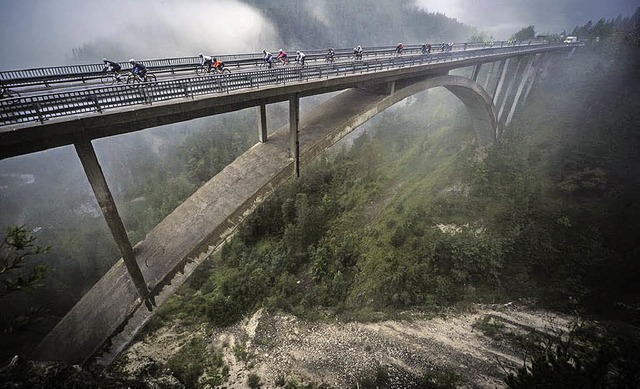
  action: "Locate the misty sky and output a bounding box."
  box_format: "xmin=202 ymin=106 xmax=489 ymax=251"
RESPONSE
xmin=0 ymin=0 xmax=638 ymax=70
xmin=417 ymin=0 xmax=639 ymax=39
xmin=0 ymin=0 xmax=277 ymax=69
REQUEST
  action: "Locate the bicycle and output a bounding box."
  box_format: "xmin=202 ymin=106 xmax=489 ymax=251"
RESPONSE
xmin=0 ymin=84 xmax=20 ymax=99
xmin=100 ymin=71 xmax=126 ymax=86
xmin=195 ymin=64 xmax=231 ymax=76
xmin=276 ymin=56 xmax=290 ymax=66
xmin=126 ymin=72 xmax=157 ymax=87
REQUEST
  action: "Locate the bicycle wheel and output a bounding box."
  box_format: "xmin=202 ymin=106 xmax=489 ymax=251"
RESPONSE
xmin=221 ymin=68 xmax=231 ymax=75
xmin=195 ymin=66 xmax=208 ymax=76
xmin=101 ymin=74 xmax=115 ymax=86
xmin=126 ymin=74 xmax=141 ymax=88
xmin=145 ymin=73 xmax=157 ymax=82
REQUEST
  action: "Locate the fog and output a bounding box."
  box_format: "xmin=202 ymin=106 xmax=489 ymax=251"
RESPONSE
xmin=416 ymin=0 xmax=639 ymax=39
xmin=0 ymin=0 xmax=277 ymax=69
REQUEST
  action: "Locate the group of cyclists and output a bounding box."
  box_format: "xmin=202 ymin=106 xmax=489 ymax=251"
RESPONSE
xmin=102 ymin=58 xmax=149 ymax=82
xmin=262 ymin=49 xmax=306 ymax=68
xmin=101 ymin=41 xmax=458 ymax=82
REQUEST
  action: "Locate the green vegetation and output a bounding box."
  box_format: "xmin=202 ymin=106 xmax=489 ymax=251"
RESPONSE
xmin=165 ymin=336 xmax=227 ymax=388
xmin=145 ymin=12 xmax=640 ymax=387
xmin=0 ymin=225 xmax=50 ymax=298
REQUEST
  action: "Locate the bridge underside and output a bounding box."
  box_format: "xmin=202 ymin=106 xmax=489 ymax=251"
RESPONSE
xmin=33 ymin=74 xmax=498 ymax=366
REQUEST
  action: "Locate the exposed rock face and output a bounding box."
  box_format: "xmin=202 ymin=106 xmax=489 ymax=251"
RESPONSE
xmin=113 ymin=304 xmax=569 ymax=388
xmin=0 ymin=304 xmax=567 ymax=388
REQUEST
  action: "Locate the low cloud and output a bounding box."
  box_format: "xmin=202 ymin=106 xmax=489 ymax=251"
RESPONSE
xmin=0 ymin=0 xmax=277 ymax=69
xmin=414 ymin=0 xmax=638 ymax=39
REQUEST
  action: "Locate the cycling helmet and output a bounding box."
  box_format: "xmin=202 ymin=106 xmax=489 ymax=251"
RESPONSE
xmin=279 ymin=49 xmax=283 ymax=53
xmin=129 ymin=59 xmax=136 ymax=64
xmin=102 ymin=58 xmax=107 ymax=62
xmin=263 ymin=50 xmax=266 ymax=54
xmin=296 ymin=50 xmax=300 ymax=54
xmin=198 ymin=53 xmax=203 ymax=57
xmin=213 ymin=58 xmax=217 ymax=62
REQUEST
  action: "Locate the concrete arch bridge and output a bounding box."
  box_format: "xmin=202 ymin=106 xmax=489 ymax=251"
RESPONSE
xmin=0 ymin=43 xmax=577 ymax=366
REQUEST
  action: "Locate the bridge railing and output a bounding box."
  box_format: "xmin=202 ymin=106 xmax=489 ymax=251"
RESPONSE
xmin=0 ymin=41 xmax=553 ymax=89
xmin=0 ymin=43 xmax=569 ymax=126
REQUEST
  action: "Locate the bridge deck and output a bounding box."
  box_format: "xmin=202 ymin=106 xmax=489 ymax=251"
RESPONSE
xmin=33 ymin=86 xmax=390 ymax=365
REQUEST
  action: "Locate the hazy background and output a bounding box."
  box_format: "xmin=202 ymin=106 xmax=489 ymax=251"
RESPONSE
xmin=0 ymin=0 xmax=278 ymax=69
xmin=417 ymin=0 xmax=639 ymax=39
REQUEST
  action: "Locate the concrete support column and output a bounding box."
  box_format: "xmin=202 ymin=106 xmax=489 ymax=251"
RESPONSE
xmin=74 ymin=139 xmax=149 ymax=300
xmin=386 ymin=81 xmax=396 ymax=95
xmin=471 ymin=64 xmax=481 ymax=82
xmin=257 ymin=104 xmax=267 ymax=143
xmin=497 ymin=57 xmax=523 ymax=123
xmin=505 ymin=56 xmax=535 ymax=126
xmin=289 ymin=94 xmax=300 ymax=178
xmin=522 ymin=53 xmax=546 ymax=105
xmin=483 ymin=61 xmax=496 ymax=90
xmin=492 ymin=59 xmax=509 ymax=104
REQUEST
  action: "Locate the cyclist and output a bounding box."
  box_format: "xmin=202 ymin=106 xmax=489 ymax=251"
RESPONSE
xmin=129 ymin=59 xmax=147 ymax=81
xmin=295 ymin=50 xmax=306 ymax=66
xmin=213 ymin=58 xmax=225 ymax=73
xmin=263 ymin=50 xmax=274 ymax=68
xmin=421 ymin=43 xmax=431 ymax=54
xmin=277 ymin=49 xmax=289 ymax=65
xmin=395 ymin=42 xmax=404 ymax=55
xmin=102 ymin=58 xmax=122 ymax=81
xmin=199 ymin=53 xmax=214 ymax=72
xmin=353 ymin=45 xmax=363 ymax=60
xmin=326 ymin=47 xmax=336 ymax=62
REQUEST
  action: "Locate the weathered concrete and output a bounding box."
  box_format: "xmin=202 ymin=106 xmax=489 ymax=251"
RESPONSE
xmin=257 ymin=104 xmax=267 ymax=143
xmin=74 ymin=139 xmax=149 ymax=299
xmin=33 ymin=74 xmax=497 ymax=365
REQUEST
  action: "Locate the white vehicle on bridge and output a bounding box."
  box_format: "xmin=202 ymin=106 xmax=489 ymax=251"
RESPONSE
xmin=563 ymin=36 xmax=578 ymax=43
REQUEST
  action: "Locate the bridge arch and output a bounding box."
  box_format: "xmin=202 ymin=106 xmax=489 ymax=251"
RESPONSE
xmin=350 ymin=75 xmax=498 ymax=148
xmin=33 ymin=74 xmax=501 ymax=367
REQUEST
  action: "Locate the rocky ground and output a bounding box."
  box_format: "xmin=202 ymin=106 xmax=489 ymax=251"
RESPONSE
xmin=111 ymin=302 xmax=570 ymax=388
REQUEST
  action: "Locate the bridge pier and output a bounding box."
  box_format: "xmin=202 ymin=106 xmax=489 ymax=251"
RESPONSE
xmin=492 ymin=59 xmax=509 ymax=105
xmin=483 ymin=61 xmax=496 ymax=90
xmin=497 ymin=56 xmax=523 ymax=124
xmin=471 ymin=64 xmax=481 ymax=82
xmin=257 ymin=104 xmax=268 ymax=143
xmin=505 ymin=55 xmax=535 ymax=126
xmin=73 ymin=139 xmax=149 ymax=300
xmin=289 ymin=94 xmax=300 ymax=178
xmin=386 ymin=80 xmax=396 ymax=95
xmin=522 ymin=53 xmax=546 ymax=105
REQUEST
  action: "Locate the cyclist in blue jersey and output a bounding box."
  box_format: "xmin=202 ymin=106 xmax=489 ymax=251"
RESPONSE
xmin=129 ymin=59 xmax=147 ymax=81
xmin=263 ymin=50 xmax=274 ymax=68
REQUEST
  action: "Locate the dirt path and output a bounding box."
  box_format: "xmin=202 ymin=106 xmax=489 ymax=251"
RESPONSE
xmin=116 ymin=303 xmax=570 ymax=388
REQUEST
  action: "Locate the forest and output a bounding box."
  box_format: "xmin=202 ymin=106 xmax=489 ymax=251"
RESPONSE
xmin=1 ymin=2 xmax=639 ymax=387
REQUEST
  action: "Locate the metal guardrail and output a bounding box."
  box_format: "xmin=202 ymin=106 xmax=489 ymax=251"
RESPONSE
xmin=0 ymin=43 xmax=572 ymax=126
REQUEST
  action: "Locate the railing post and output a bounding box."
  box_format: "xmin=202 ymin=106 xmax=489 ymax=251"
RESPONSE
xmin=289 ymin=94 xmax=300 ymax=178
xmin=74 ymin=138 xmax=150 ymax=301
